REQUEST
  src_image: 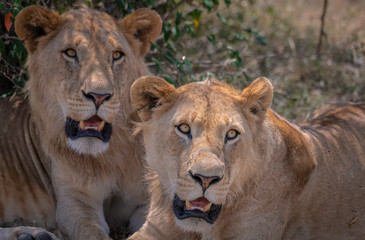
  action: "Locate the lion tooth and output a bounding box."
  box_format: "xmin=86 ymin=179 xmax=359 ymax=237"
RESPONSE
xmin=80 ymin=120 xmax=85 ymax=130
xmin=203 ymin=202 xmax=212 ymax=212
xmin=98 ymin=121 xmax=105 ymax=131
xmin=191 ymin=206 xmax=204 ymax=211
xmin=186 ymin=201 xmax=192 ymax=210
xmin=85 ymin=126 xmax=98 ymax=130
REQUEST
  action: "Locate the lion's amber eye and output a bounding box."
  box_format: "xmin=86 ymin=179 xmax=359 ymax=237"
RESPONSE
xmin=64 ymin=48 xmax=77 ymax=58
xmin=225 ymin=129 xmax=239 ymax=142
xmin=112 ymin=51 xmax=124 ymax=61
xmin=177 ymin=123 xmax=191 ymax=135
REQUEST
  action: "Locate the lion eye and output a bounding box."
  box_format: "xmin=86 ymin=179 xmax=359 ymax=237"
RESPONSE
xmin=112 ymin=51 xmax=124 ymax=61
xmin=225 ymin=129 xmax=239 ymax=142
xmin=177 ymin=123 xmax=190 ymax=134
xmin=63 ymin=48 xmax=77 ymax=58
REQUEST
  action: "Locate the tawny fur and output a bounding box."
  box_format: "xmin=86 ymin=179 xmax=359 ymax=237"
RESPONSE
xmin=128 ymin=76 xmax=365 ymax=240
xmin=0 ymin=5 xmax=161 ymax=240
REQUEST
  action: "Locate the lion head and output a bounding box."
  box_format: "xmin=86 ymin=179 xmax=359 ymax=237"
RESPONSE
xmin=15 ymin=5 xmax=162 ymax=156
xmin=130 ymin=76 xmax=273 ymax=234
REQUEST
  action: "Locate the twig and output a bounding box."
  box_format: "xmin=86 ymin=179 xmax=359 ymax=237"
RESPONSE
xmin=41 ymin=0 xmax=53 ymax=8
xmin=316 ymin=0 xmax=328 ymax=59
xmin=0 ymin=35 xmax=20 ymax=41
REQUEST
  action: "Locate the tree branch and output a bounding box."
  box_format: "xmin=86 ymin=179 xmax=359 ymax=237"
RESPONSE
xmin=316 ymin=0 xmax=328 ymax=59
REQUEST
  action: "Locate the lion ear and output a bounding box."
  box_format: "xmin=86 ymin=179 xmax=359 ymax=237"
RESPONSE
xmin=241 ymin=77 xmax=273 ymax=118
xmin=119 ymin=8 xmax=162 ymax=57
xmin=15 ymin=6 xmax=60 ymax=54
xmin=130 ymin=76 xmax=176 ymax=122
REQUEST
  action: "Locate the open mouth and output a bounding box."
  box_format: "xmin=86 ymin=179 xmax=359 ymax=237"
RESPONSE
xmin=173 ymin=195 xmax=222 ymax=224
xmin=65 ymin=115 xmax=112 ymax=142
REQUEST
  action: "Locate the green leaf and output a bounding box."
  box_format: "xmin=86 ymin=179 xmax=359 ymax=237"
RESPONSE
xmin=172 ymin=26 xmax=180 ymax=40
xmin=59 ymin=7 xmax=67 ymax=14
xmin=163 ymin=49 xmax=177 ymax=65
xmin=175 ymin=11 xmax=182 ymax=26
xmin=255 ymin=34 xmax=267 ymax=46
xmin=224 ymin=0 xmax=231 ymax=7
xmin=151 ymin=42 xmax=159 ymax=50
xmin=13 ymin=0 xmax=21 ymax=6
xmin=166 ymin=40 xmax=176 ymax=52
xmin=184 ymin=22 xmax=195 ymax=37
xmin=162 ymin=23 xmax=172 ymax=41
xmin=202 ymin=0 xmax=214 ymax=11
xmin=207 ymin=34 xmax=216 ymax=45
xmin=142 ymin=0 xmax=155 ymax=5
xmin=228 ymin=47 xmax=242 ymax=67
xmin=182 ymin=58 xmax=192 ymax=73
xmin=216 ymin=12 xmax=227 ymax=24
xmin=189 ymin=9 xmax=202 ymax=27
xmin=14 ymin=40 xmax=26 ymax=59
xmin=0 ymin=3 xmax=5 ymax=12
xmin=126 ymin=2 xmax=135 ymax=13
xmin=164 ymin=54 xmax=176 ymax=65
xmin=244 ymin=27 xmax=267 ymax=46
xmin=151 ymin=56 xmax=161 ymax=72
xmin=234 ymin=33 xmax=248 ymax=42
xmin=243 ymin=27 xmax=253 ymax=34
xmin=116 ymin=0 xmax=127 ymax=9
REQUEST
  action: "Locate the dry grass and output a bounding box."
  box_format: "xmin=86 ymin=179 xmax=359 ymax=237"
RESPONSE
xmin=156 ymin=0 xmax=365 ymax=121
xmin=251 ymin=0 xmax=365 ymax=120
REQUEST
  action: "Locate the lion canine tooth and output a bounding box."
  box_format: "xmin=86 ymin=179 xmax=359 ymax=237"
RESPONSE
xmin=203 ymin=202 xmax=212 ymax=212
xmin=80 ymin=120 xmax=85 ymax=130
xmin=186 ymin=201 xmax=192 ymax=210
xmin=98 ymin=121 xmax=105 ymax=131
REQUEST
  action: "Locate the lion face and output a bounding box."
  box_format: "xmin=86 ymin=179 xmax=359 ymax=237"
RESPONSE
xmin=15 ymin=6 xmax=161 ymax=156
xmin=131 ymin=76 xmax=273 ymax=233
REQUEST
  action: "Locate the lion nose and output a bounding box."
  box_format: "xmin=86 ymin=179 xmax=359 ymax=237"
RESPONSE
xmin=189 ymin=171 xmax=222 ymax=192
xmin=83 ymin=91 xmax=112 ymax=109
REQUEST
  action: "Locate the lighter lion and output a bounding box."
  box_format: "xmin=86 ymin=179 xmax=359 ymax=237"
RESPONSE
xmin=128 ymin=76 xmax=365 ymax=240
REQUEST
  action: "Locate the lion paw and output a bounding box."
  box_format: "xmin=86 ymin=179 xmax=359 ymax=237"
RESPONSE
xmin=17 ymin=231 xmax=55 ymax=240
xmin=0 ymin=226 xmax=59 ymax=240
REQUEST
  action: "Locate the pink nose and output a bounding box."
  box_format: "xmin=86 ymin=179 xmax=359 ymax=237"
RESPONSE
xmin=83 ymin=91 xmax=112 ymax=108
xmin=189 ymin=171 xmax=222 ymax=191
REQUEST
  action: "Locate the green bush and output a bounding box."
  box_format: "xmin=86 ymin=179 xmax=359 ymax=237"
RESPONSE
xmin=0 ymin=0 xmax=266 ymax=97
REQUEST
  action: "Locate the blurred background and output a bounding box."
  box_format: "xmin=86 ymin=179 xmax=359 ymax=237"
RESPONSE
xmin=1 ymin=0 xmax=364 ymax=121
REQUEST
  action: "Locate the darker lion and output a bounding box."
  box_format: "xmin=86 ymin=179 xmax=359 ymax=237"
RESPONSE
xmin=0 ymin=5 xmax=161 ymax=240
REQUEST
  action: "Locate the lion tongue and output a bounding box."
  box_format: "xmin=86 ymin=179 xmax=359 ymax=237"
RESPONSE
xmin=80 ymin=115 xmax=105 ymax=132
xmin=186 ymin=197 xmax=212 ymax=212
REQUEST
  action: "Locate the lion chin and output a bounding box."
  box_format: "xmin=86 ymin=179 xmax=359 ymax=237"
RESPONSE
xmin=65 ymin=116 xmax=112 ymax=156
xmin=67 ymin=138 xmax=109 ymax=156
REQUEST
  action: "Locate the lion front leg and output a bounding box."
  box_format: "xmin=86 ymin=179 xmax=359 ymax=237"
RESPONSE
xmin=54 ymin=185 xmax=112 ymax=240
xmin=128 ymin=219 xmax=199 ymax=240
xmin=56 ymin=197 xmax=111 ymax=240
xmin=0 ymin=226 xmax=60 ymax=240
xmin=128 ymin=222 xmax=165 ymax=240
